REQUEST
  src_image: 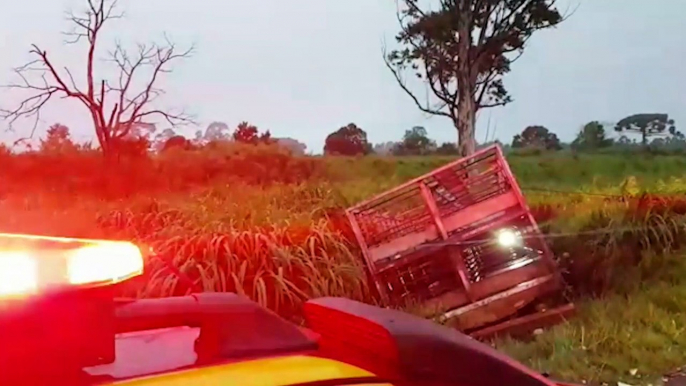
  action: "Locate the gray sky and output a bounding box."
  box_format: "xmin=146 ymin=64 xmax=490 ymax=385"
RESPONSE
xmin=1 ymin=0 xmax=684 ymax=153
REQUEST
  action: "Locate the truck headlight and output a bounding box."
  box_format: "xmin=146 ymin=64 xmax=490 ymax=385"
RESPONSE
xmin=496 ymin=229 xmax=521 ymax=248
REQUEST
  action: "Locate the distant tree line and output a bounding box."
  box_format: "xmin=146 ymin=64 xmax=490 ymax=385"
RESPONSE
xmin=7 ymin=112 xmax=682 ymax=158
xmin=323 ymin=113 xmax=685 ymax=156
xmin=9 ymin=120 xmax=307 ymax=157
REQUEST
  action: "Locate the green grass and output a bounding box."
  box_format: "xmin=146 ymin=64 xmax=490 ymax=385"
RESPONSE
xmin=499 ymin=267 xmax=686 ymax=385
xmin=324 ymin=152 xmax=686 ymax=208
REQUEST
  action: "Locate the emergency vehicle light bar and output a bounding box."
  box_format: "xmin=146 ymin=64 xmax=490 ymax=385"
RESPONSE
xmin=0 ymin=233 xmax=144 ymax=297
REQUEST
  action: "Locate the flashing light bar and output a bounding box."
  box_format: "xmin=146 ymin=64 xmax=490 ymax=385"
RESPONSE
xmin=0 ymin=233 xmax=144 ymax=298
xmin=0 ymin=252 xmax=38 ymax=296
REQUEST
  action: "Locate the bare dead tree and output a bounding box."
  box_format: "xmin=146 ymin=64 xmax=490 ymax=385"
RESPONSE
xmin=385 ymin=0 xmax=569 ymax=156
xmin=0 ymin=0 xmax=195 ymax=155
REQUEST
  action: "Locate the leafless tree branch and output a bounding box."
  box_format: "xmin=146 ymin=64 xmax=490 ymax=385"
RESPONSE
xmin=382 ymin=44 xmax=451 ymax=119
xmin=380 ymin=5 xmax=455 ymax=120
xmin=0 ymin=0 xmax=195 ymax=154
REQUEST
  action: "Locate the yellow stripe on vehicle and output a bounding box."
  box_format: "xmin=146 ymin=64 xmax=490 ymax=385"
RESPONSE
xmin=111 ymin=355 xmax=379 ymax=386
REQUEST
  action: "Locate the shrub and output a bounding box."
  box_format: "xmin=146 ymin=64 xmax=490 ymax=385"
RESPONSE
xmin=0 ymin=141 xmax=326 ymax=199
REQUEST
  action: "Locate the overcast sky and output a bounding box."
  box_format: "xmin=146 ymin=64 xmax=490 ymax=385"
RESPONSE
xmin=1 ymin=0 xmax=684 ymax=153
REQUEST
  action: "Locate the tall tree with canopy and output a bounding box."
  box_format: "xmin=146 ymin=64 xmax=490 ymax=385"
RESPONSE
xmin=393 ymin=126 xmax=437 ymax=155
xmin=0 ymin=0 xmax=194 ymax=156
xmin=40 ymin=123 xmax=79 ymax=153
xmin=614 ymin=113 xmax=679 ymax=148
xmin=385 ymin=0 xmax=564 ymax=156
xmin=511 ymin=125 xmax=561 ymax=150
xmin=323 ymin=123 xmax=372 ymax=156
xmin=572 ymin=121 xmax=613 ymax=150
xmin=232 ymin=121 xmax=272 ymax=144
xmin=199 ymin=122 xmax=231 ymax=143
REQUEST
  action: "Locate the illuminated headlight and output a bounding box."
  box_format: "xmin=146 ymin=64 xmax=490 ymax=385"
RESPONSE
xmin=496 ymin=229 xmax=521 ymax=248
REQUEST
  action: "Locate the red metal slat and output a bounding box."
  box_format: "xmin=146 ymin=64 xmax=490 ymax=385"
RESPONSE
xmin=349 ymin=146 xmax=508 ymax=250
xmin=348 ymin=145 xmax=500 ymax=212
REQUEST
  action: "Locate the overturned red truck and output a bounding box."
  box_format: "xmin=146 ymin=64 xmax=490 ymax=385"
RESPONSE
xmin=346 ymin=145 xmax=574 ymax=338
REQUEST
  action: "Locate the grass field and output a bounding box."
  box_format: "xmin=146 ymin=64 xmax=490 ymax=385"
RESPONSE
xmin=2 ymin=143 xmax=686 ymax=385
